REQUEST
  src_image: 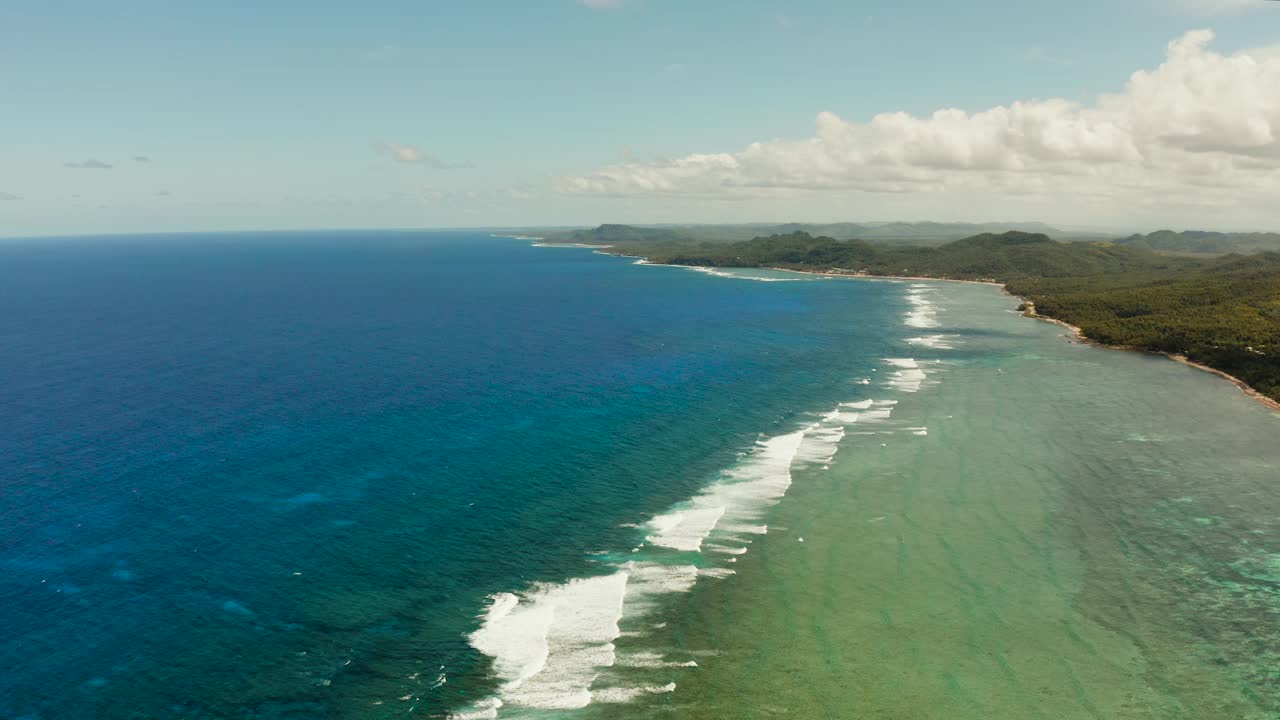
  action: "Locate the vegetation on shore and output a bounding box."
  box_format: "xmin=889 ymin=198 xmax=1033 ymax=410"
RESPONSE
xmin=601 ymin=227 xmax=1280 ymax=403
xmin=1116 ymin=229 xmax=1280 ymax=255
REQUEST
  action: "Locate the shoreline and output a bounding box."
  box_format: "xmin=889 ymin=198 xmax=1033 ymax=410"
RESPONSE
xmin=788 ymin=267 xmax=1280 ymax=413
xmin=591 ymin=247 xmax=1280 ymax=414
xmin=532 ymin=242 xmax=611 ymax=249
xmin=763 ymin=266 xmax=1006 ymax=288
xmin=1015 ymin=301 xmax=1280 ymax=413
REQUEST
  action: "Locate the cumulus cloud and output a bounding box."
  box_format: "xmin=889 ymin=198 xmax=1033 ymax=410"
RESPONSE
xmin=64 ymin=159 xmax=113 ymax=169
xmin=375 ymin=142 xmax=474 ymax=169
xmin=561 ymin=30 xmax=1280 ymax=212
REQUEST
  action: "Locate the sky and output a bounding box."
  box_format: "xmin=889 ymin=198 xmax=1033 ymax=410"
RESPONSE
xmin=1 ymin=0 xmax=1278 ymax=237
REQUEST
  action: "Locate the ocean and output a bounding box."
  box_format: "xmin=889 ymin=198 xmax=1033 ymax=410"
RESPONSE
xmin=2 ymin=231 xmax=1278 ymax=719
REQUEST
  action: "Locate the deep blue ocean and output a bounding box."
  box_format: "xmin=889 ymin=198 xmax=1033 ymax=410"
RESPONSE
xmin=0 ymin=231 xmax=901 ymax=719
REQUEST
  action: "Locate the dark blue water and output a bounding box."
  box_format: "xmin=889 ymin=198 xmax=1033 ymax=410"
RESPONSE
xmin=0 ymin=232 xmax=899 ymax=719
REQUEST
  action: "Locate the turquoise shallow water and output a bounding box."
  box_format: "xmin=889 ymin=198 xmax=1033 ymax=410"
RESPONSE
xmin=581 ymin=278 xmax=1280 ymax=720
xmin=4 ymin=235 xmax=1278 ymax=719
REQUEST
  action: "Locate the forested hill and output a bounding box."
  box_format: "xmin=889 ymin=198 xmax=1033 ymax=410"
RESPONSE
xmin=1117 ymin=230 xmax=1280 ymax=255
xmin=635 ymin=231 xmax=1176 ymax=279
xmin=607 ymin=230 xmax=1280 ymax=403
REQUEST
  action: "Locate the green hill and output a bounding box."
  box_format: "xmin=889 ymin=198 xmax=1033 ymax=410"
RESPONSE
xmin=1117 ymin=230 xmax=1280 ymax=255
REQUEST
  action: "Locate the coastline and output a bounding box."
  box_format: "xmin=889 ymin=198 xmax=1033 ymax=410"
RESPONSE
xmin=839 ymin=271 xmax=1280 ymax=413
xmin=588 ymin=246 xmax=1280 ymax=414
xmin=1016 ymin=301 xmax=1280 ymax=413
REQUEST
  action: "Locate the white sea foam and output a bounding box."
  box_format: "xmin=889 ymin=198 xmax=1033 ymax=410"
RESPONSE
xmin=646 ymin=507 xmax=727 ymax=552
xmin=721 ymin=523 xmax=770 ymax=536
xmin=467 ymin=573 xmax=628 ymax=711
xmin=904 ymin=291 xmax=941 ymax=329
xmin=862 ymin=403 xmax=896 ymax=422
xmin=884 ymin=358 xmax=931 ymax=393
xmin=797 ymin=424 xmax=846 ymax=464
xmin=460 ymin=389 xmax=937 ymax=716
xmin=622 ymin=562 xmax=700 ymax=609
xmin=689 ymin=266 xmax=802 ymax=282
xmin=643 ymin=429 xmax=805 ymax=555
xmin=591 ymin=683 xmax=678 ymax=703
xmin=449 ymin=697 xmax=502 ymax=720
xmin=617 ymin=651 xmax=699 ymax=668
xmin=906 ymin=334 xmax=959 ymax=350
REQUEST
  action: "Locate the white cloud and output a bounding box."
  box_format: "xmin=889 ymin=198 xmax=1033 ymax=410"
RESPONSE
xmin=0 ymin=191 xmax=20 ymax=201
xmin=560 ymin=30 xmax=1280 ymax=218
xmin=580 ymin=0 xmax=624 ymax=8
xmin=374 ymin=142 xmax=474 ymax=169
xmin=64 ymin=159 xmax=113 ymax=169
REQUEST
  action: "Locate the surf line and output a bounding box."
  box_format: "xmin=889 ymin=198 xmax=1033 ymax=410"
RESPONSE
xmin=450 ymin=285 xmax=951 ymax=718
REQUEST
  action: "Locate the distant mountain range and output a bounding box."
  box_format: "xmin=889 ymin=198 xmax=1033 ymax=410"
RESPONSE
xmin=1115 ymin=230 xmax=1280 ymax=255
xmin=541 ymin=224 xmax=1280 ymax=255
xmin=546 ymin=221 xmax=1094 ymax=247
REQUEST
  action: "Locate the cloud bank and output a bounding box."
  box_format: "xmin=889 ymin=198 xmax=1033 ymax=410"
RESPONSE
xmin=561 ymin=31 xmax=1280 ymax=215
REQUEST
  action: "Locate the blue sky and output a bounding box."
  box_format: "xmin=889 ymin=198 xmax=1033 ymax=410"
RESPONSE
xmin=2 ymin=0 xmax=1278 ymax=236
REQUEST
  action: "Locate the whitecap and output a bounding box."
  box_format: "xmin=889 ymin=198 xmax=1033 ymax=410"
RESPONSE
xmin=459 ymin=390 xmax=946 ymax=715
xmin=591 ymin=683 xmax=678 ymax=703
xmin=467 ymin=573 xmax=628 ymax=711
xmin=645 ymin=507 xmax=727 ymax=552
xmin=884 ymin=358 xmax=930 ymax=392
xmin=906 ymin=335 xmax=959 ymax=350
xmin=688 ymin=266 xmax=803 ymax=282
